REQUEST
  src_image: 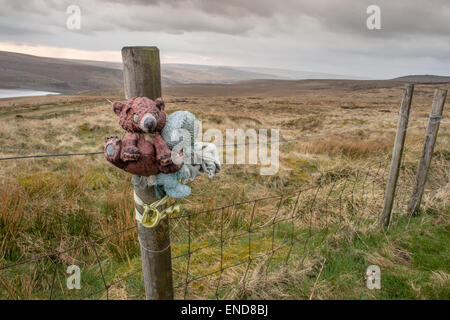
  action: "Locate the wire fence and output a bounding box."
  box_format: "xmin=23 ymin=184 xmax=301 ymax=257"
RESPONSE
xmin=0 ymin=102 xmax=448 ymax=299
xmin=0 ymin=154 xmax=447 ymax=300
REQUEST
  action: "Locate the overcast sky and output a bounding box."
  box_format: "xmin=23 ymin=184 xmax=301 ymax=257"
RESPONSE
xmin=0 ymin=0 xmax=449 ymax=78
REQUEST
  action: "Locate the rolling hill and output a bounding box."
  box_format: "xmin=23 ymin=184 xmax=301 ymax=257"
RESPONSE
xmin=0 ymin=51 xmax=123 ymax=93
xmin=0 ymin=51 xmax=367 ymax=93
xmin=1 ymin=51 xmax=449 ymax=95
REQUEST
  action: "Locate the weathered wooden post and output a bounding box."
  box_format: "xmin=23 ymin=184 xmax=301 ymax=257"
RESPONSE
xmin=380 ymin=84 xmax=414 ymax=228
xmin=407 ymin=89 xmax=447 ymax=216
xmin=121 ymin=46 xmax=174 ymax=299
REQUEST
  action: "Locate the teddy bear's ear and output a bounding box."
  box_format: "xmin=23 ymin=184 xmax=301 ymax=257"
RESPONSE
xmin=155 ymin=98 xmax=165 ymax=111
xmin=112 ymin=101 xmax=125 ymax=115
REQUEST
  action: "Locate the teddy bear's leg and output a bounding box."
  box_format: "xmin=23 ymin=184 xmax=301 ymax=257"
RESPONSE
xmin=153 ymin=134 xmax=180 ymax=173
xmin=156 ymin=172 xmax=191 ymax=198
xmin=121 ymin=133 xmax=141 ymax=162
xmin=105 ymin=136 xmax=125 ymax=169
xmin=165 ymin=183 xmax=191 ymax=198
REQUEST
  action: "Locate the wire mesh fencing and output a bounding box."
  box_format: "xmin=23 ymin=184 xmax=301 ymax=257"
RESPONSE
xmin=169 ymin=157 xmax=390 ymax=299
xmin=1 ymin=154 xmax=446 ymax=300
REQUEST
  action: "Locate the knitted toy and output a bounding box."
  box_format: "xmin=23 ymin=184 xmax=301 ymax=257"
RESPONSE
xmin=154 ymin=111 xmax=221 ymax=198
xmin=104 ymin=97 xmax=180 ymax=176
xmin=105 ymin=100 xmax=220 ymax=201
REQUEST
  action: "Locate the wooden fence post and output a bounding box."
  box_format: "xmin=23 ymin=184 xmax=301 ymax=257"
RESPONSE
xmin=121 ymin=46 xmax=174 ymax=300
xmin=406 ymin=89 xmax=447 ymax=216
xmin=380 ymin=84 xmax=414 ymax=228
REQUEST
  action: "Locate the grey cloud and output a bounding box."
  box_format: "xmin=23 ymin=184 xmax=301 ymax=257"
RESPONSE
xmin=0 ymin=0 xmax=448 ymax=78
xmin=1 ymin=0 xmax=449 ymax=38
xmin=94 ymin=0 xmax=450 ymax=37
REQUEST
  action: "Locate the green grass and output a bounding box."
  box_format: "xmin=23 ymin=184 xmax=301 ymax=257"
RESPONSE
xmin=313 ymin=211 xmax=450 ymax=299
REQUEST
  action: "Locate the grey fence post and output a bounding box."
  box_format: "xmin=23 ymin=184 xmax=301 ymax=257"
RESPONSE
xmin=406 ymin=89 xmax=447 ymax=216
xmin=380 ymin=84 xmax=414 ymax=228
xmin=121 ymin=46 xmax=174 ymax=300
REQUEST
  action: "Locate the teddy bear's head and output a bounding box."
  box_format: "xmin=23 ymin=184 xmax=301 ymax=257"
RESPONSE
xmin=113 ymin=97 xmax=166 ymax=133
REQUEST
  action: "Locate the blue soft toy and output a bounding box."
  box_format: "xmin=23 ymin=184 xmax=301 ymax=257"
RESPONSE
xmin=155 ymin=165 xmax=191 ymax=198
xmin=154 ymin=111 xmax=221 ymax=199
xmin=154 ymin=111 xmax=199 ymax=199
xmin=161 ymin=110 xmax=198 ymax=150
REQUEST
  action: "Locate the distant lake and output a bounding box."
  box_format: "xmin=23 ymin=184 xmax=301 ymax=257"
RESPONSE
xmin=0 ymin=89 xmax=61 ymax=99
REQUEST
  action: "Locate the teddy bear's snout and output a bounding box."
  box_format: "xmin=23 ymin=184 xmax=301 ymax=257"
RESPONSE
xmin=140 ymin=114 xmax=157 ymax=132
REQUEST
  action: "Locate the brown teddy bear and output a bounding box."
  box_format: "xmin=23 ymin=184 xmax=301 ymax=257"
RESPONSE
xmin=104 ymin=97 xmax=180 ymax=176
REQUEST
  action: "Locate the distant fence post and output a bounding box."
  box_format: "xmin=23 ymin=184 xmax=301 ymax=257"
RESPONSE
xmin=406 ymin=89 xmax=447 ymax=216
xmin=121 ymin=46 xmax=174 ymax=300
xmin=380 ymin=84 xmax=414 ymax=228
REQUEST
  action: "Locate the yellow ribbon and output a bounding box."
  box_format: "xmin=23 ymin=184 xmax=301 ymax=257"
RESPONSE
xmin=134 ymin=192 xmax=180 ymax=228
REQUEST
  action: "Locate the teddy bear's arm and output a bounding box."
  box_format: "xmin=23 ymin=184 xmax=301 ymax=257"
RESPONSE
xmin=121 ymin=133 xmax=141 ymax=162
xmin=105 ymin=136 xmax=125 ymax=169
xmin=153 ymin=134 xmax=180 ymax=173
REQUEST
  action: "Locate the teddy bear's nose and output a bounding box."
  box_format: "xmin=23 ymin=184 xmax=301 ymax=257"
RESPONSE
xmin=142 ymin=115 xmax=156 ymax=132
